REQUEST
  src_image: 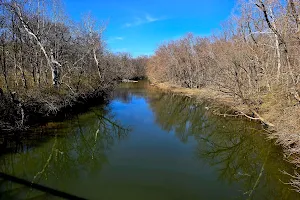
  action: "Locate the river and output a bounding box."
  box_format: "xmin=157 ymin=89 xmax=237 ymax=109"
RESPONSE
xmin=0 ymin=81 xmax=299 ymax=199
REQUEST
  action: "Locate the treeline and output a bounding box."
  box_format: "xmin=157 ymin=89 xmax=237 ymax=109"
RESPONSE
xmin=147 ymin=0 xmax=300 ymax=167
xmin=0 ymin=0 xmax=146 ymax=131
xmin=107 ymin=53 xmax=147 ymax=80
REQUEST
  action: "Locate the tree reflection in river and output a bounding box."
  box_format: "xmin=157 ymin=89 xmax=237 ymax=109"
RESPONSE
xmin=0 ymin=106 xmax=128 ymax=199
xmin=1 ymin=82 xmax=300 ymax=199
xmin=148 ymin=92 xmax=299 ymax=199
xmin=111 ymin=81 xmax=158 ymax=104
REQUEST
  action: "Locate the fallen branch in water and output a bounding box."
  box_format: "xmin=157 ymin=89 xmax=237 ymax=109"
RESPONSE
xmin=245 ymin=148 xmax=270 ymax=199
xmin=280 ymin=170 xmax=300 ymax=193
xmin=122 ymin=79 xmax=138 ymax=83
xmin=212 ymin=109 xmax=274 ymax=127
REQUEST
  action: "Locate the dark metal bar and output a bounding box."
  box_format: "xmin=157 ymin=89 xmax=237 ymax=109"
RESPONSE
xmin=0 ymin=172 xmax=87 ymax=200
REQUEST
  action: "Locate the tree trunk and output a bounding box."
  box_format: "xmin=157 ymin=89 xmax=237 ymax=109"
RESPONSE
xmin=257 ymin=1 xmax=296 ymax=84
xmin=50 ymin=50 xmax=60 ymax=87
xmin=269 ymin=8 xmax=282 ymax=83
xmin=93 ymin=48 xmax=102 ymax=80
xmin=10 ymin=2 xmax=61 ymax=87
xmin=1 ymin=35 xmax=9 ymax=92
xmin=19 ymin=43 xmax=27 ymax=89
xmin=289 ymin=0 xmax=300 ymax=33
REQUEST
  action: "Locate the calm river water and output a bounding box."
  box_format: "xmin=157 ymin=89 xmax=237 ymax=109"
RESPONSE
xmin=0 ymin=81 xmax=299 ymax=199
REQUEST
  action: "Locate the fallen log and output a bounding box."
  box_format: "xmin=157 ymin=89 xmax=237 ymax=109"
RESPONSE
xmin=122 ymin=79 xmax=138 ymax=83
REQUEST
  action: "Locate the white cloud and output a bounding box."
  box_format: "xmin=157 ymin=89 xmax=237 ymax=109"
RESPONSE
xmin=124 ymin=14 xmax=164 ymax=28
xmin=114 ymin=37 xmax=124 ymax=40
xmin=107 ymin=36 xmax=124 ymax=43
xmin=132 ymin=51 xmax=153 ymax=57
xmin=113 ymin=48 xmax=128 ymax=52
xmin=145 ymin=14 xmax=159 ymax=23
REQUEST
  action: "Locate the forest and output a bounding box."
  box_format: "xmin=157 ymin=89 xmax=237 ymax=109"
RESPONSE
xmin=0 ymin=0 xmax=147 ymax=132
xmin=1 ymin=0 xmax=300 ymax=196
xmin=147 ymin=0 xmax=300 ymax=175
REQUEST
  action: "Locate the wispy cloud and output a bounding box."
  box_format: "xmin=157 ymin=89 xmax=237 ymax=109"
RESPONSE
xmin=112 ymin=48 xmax=128 ymax=52
xmin=133 ymin=51 xmax=153 ymax=57
xmin=113 ymin=36 xmax=124 ymax=40
xmin=107 ymin=36 xmax=124 ymax=43
xmin=124 ymin=14 xmax=164 ymax=28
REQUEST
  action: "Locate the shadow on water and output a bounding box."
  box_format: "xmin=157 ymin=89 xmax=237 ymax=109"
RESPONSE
xmin=0 ymin=105 xmax=128 ymax=199
xmin=0 ymin=172 xmax=86 ymax=199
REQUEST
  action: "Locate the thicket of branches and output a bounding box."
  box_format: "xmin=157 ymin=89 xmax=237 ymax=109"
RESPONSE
xmin=0 ymin=0 xmax=146 ymax=131
xmin=147 ymin=0 xmax=300 ymax=169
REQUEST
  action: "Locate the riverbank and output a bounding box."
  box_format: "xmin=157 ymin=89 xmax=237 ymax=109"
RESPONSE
xmin=151 ymin=81 xmax=300 ymax=186
xmin=151 ymin=82 xmax=250 ymax=116
xmin=0 ymin=84 xmax=114 ymax=134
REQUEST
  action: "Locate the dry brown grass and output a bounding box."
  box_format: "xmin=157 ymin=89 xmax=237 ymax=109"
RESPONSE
xmin=152 ymin=82 xmax=247 ymax=112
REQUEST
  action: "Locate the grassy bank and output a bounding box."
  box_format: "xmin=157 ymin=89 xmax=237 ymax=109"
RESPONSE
xmin=151 ymin=82 xmax=236 ymax=107
xmin=151 ymin=82 xmax=253 ymax=116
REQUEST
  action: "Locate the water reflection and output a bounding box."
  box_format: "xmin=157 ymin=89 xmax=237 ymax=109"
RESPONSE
xmin=146 ymin=91 xmax=299 ymax=199
xmin=111 ymin=81 xmax=152 ymax=104
xmin=0 ymin=106 xmax=128 ymax=199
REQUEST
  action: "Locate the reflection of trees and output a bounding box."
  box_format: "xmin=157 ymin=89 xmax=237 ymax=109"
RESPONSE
xmin=0 ymin=132 xmax=53 ymax=157
xmin=111 ymin=87 xmax=133 ymax=103
xmin=0 ymin=106 xmax=128 ymax=199
xmin=1 ymin=81 xmax=300 ymax=199
xmin=149 ymin=92 xmax=300 ymax=199
xmin=149 ymin=93 xmax=211 ymax=143
xmin=111 ymin=81 xmax=157 ymax=104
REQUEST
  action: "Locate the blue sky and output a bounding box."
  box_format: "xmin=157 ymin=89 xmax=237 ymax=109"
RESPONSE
xmin=64 ymin=0 xmax=235 ymax=57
